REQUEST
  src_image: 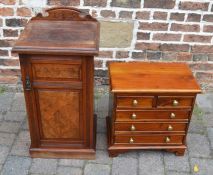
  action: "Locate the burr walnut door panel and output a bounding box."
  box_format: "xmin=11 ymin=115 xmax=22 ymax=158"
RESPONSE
xmin=26 ymin=56 xmax=87 ymax=147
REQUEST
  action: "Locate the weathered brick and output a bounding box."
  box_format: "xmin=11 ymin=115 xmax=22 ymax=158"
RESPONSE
xmin=94 ymin=70 xmax=108 ymax=77
xmin=179 ymin=2 xmax=209 ymax=11
xmin=94 ymin=60 xmax=103 ymax=68
xmin=153 ymin=11 xmax=167 ymax=20
xmin=153 ymin=33 xmax=181 ymax=41
xmin=3 ymin=29 xmax=18 ymax=37
xmin=0 ymin=69 xmax=20 ymax=76
xmin=100 ymin=10 xmax=115 ymax=18
xmin=47 ymin=0 xmax=80 ymax=6
xmin=203 ymin=25 xmax=213 ymax=33
xmin=170 ymin=13 xmax=185 ymax=21
xmin=144 ymin=0 xmax=175 ymax=9
xmin=208 ymin=54 xmax=213 ymax=61
xmin=192 ymin=45 xmax=213 ymax=53
xmin=203 ymin=14 xmax=213 ymax=22
xmin=0 ymin=59 xmax=19 ymax=66
xmin=119 ymin=11 xmax=133 ymax=19
xmin=0 ymin=8 xmax=14 ymax=16
xmin=139 ymin=22 xmax=168 ymax=31
xmin=0 ymin=39 xmax=15 ymax=47
xmin=137 ymin=32 xmax=150 ymax=40
xmin=0 ymin=19 xmax=2 ymax=27
xmin=100 ymin=21 xmax=133 ymax=48
xmin=111 ymin=0 xmax=141 ymax=8
xmin=0 ymin=0 xmax=16 ymax=5
xmin=0 ymin=50 xmax=9 ymax=56
xmin=190 ymin=63 xmax=213 ymax=71
xmin=99 ymin=51 xmax=113 ymax=58
xmin=160 ymin=44 xmax=190 ymax=52
xmin=84 ymin=0 xmax=107 ymax=7
xmin=135 ymin=11 xmax=150 ymax=20
xmin=147 ymin=51 xmax=161 ymax=60
xmin=176 ymin=52 xmax=192 ymax=61
xmin=184 ymin=34 xmax=212 ymax=43
xmin=6 ymin=18 xmax=28 ymax=27
xmin=135 ymin=42 xmax=160 ymax=51
xmin=17 ymin=7 xmax=31 ymax=17
xmin=193 ymin=54 xmax=208 ymax=61
xmin=187 ymin=13 xmax=201 ymax=22
xmin=196 ymin=72 xmax=213 ymax=83
xmin=116 ymin=51 xmax=129 ymax=58
xmin=132 ymin=51 xmax=146 ymax=59
xmin=171 ymin=23 xmax=200 ymax=32
xmin=0 ymin=76 xmax=18 ymax=84
xmin=162 ymin=52 xmax=177 ymax=61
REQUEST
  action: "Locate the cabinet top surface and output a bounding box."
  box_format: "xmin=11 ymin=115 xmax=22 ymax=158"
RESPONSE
xmin=109 ymin=62 xmax=201 ymax=93
xmin=12 ymin=7 xmax=99 ymax=55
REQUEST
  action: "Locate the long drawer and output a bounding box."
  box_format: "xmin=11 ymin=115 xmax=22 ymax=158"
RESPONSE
xmin=115 ymin=110 xmax=191 ymax=121
xmin=114 ymin=122 xmax=187 ymax=132
xmin=114 ymin=134 xmax=184 ymax=145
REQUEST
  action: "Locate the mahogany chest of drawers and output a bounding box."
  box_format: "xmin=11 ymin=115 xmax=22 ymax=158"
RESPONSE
xmin=13 ymin=7 xmax=99 ymax=159
xmin=107 ymin=62 xmax=201 ymax=157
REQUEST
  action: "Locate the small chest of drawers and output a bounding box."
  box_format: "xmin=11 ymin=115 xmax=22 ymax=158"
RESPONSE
xmin=107 ymin=62 xmax=201 ymax=157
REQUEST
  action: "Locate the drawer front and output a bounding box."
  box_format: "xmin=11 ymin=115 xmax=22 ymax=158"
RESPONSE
xmin=114 ymin=135 xmax=184 ymax=145
xmin=115 ymin=110 xmax=190 ymax=121
xmin=114 ymin=122 xmax=187 ymax=132
xmin=117 ymin=96 xmax=154 ymax=108
xmin=157 ymin=96 xmax=194 ymax=108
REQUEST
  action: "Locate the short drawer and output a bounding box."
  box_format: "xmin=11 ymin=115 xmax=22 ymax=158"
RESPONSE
xmin=114 ymin=134 xmax=184 ymax=145
xmin=116 ymin=96 xmax=154 ymax=109
xmin=114 ymin=122 xmax=187 ymax=132
xmin=115 ymin=110 xmax=190 ymax=121
xmin=157 ymin=96 xmax=194 ymax=108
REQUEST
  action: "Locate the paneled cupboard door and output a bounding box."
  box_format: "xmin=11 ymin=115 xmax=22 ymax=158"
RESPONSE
xmin=20 ymin=55 xmax=88 ymax=149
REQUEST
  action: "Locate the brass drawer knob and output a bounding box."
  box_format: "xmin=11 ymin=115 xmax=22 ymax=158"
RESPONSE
xmin=170 ymin=112 xmax=176 ymax=119
xmin=131 ymin=113 xmax=137 ymax=119
xmin=129 ymin=137 xmax=134 ymax=143
xmin=173 ymin=100 xmax=179 ymax=106
xmin=132 ymin=99 xmax=138 ymax=106
xmin=168 ymin=125 xmax=173 ymax=131
xmin=165 ymin=137 xmax=171 ymax=143
xmin=130 ymin=125 xmax=136 ymax=131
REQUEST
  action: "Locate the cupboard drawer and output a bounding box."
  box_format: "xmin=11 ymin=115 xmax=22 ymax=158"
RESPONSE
xmin=157 ymin=96 xmax=194 ymax=108
xmin=116 ymin=96 xmax=154 ymax=108
xmin=114 ymin=122 xmax=187 ymax=132
xmin=115 ymin=110 xmax=190 ymax=121
xmin=114 ymin=134 xmax=184 ymax=145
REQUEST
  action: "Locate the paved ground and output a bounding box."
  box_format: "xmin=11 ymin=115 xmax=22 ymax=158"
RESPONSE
xmin=0 ymin=86 xmax=213 ymax=175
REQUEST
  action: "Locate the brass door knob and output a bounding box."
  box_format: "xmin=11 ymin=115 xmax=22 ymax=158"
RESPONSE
xmin=170 ymin=112 xmax=176 ymax=119
xmin=129 ymin=137 xmax=134 ymax=143
xmin=167 ymin=125 xmax=173 ymax=131
xmin=165 ymin=137 xmax=171 ymax=143
xmin=173 ymin=100 xmax=179 ymax=106
xmin=132 ymin=99 xmax=138 ymax=106
xmin=131 ymin=113 xmax=137 ymax=119
xmin=130 ymin=125 xmax=136 ymax=131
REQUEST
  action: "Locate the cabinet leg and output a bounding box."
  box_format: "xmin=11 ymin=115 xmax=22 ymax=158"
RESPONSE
xmin=166 ymin=148 xmax=185 ymax=156
xmin=108 ymin=150 xmax=119 ymax=157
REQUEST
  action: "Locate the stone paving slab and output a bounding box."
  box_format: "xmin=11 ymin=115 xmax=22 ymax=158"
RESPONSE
xmin=0 ymin=89 xmax=212 ymax=175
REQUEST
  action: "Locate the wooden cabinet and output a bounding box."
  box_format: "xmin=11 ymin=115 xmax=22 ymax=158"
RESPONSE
xmin=107 ymin=62 xmax=201 ymax=157
xmin=13 ymin=7 xmax=99 ymax=159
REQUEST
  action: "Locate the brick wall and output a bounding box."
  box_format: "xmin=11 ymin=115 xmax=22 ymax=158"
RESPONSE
xmin=0 ymin=0 xmax=213 ymax=91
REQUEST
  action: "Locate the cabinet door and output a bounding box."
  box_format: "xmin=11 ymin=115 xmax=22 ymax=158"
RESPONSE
xmin=21 ymin=55 xmax=87 ymax=148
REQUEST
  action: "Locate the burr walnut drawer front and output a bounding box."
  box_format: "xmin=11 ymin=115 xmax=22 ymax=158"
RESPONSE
xmin=32 ymin=60 xmax=82 ymax=81
xmin=115 ymin=110 xmax=191 ymax=121
xmin=114 ymin=122 xmax=187 ymax=132
xmin=157 ymin=96 xmax=194 ymax=108
xmin=116 ymin=96 xmax=154 ymax=108
xmin=114 ymin=134 xmax=184 ymax=145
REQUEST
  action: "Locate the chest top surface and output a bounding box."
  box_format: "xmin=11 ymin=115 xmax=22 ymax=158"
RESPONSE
xmin=109 ymin=62 xmax=201 ymax=93
xmin=12 ymin=7 xmax=99 ymax=56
